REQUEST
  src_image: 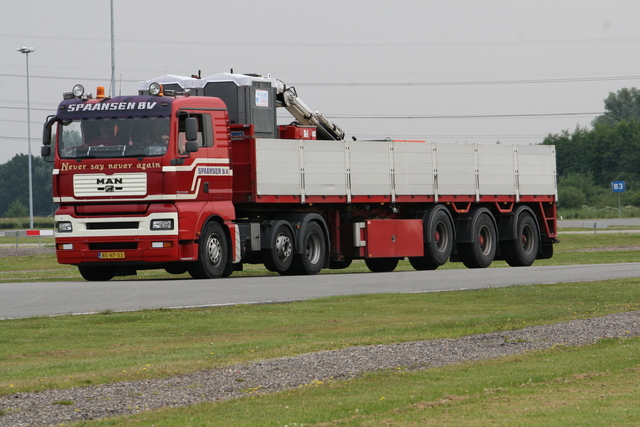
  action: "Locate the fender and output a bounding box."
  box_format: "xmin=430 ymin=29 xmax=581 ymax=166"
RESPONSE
xmin=418 ymin=205 xmax=456 ymax=243
xmin=454 ymin=207 xmax=498 ymax=244
xmin=497 ymin=205 xmax=540 ymax=242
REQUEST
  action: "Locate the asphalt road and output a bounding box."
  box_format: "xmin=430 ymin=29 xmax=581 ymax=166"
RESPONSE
xmin=3 ymin=263 xmax=640 ymax=319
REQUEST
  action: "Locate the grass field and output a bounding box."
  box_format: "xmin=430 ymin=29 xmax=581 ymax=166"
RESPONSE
xmin=1 ymin=230 xmax=640 ymax=425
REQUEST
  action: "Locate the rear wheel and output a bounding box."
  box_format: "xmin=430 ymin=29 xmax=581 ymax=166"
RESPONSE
xmin=288 ymin=222 xmax=326 ymax=275
xmin=188 ymin=222 xmax=228 ymax=279
xmin=458 ymin=213 xmax=496 ymax=268
xmin=365 ymin=257 xmax=399 ymax=273
xmin=262 ymin=223 xmax=294 ymax=273
xmin=78 ymin=265 xmax=116 ymax=281
xmin=502 ymin=213 xmax=539 ymax=267
xmin=409 ymin=207 xmax=453 ymax=270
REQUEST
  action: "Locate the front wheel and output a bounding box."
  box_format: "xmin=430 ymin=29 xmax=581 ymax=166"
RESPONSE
xmin=78 ymin=265 xmax=116 ymax=281
xmin=188 ymin=222 xmax=228 ymax=279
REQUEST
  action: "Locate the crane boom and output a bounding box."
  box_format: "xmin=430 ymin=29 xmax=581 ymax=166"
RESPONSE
xmin=275 ymin=80 xmax=345 ymax=141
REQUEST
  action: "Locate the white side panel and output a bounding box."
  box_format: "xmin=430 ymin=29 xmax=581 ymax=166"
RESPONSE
xmin=435 ymin=144 xmax=475 ymax=195
xmin=350 ymin=141 xmax=392 ymax=196
xmin=517 ymin=145 xmax=557 ymax=196
xmin=477 ymin=144 xmax=516 ymax=195
xmin=255 ymin=139 xmax=300 ymax=195
xmin=394 ymin=141 xmax=435 ymax=195
xmin=303 ymin=140 xmax=347 ymax=196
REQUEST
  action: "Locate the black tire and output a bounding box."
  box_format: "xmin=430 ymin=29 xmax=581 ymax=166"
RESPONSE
xmin=409 ymin=256 xmax=439 ymax=271
xmin=262 ymin=223 xmax=294 ymax=273
xmin=165 ymin=263 xmax=188 ymax=275
xmin=288 ymin=222 xmax=326 ymax=275
xmin=458 ymin=213 xmax=496 ymax=269
xmin=188 ymin=221 xmax=228 ymax=279
xmin=502 ymin=213 xmax=539 ymax=267
xmin=329 ymin=259 xmax=352 ymax=269
xmin=409 ymin=207 xmax=453 ymax=270
xmin=78 ymin=265 xmax=116 ymax=281
xmin=364 ymin=257 xmax=399 ymax=273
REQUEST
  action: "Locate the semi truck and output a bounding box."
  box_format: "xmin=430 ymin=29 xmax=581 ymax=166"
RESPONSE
xmin=41 ymin=72 xmax=558 ymax=281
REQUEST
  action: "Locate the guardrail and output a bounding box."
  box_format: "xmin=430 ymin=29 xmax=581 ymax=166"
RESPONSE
xmin=1 ymin=230 xmax=55 ymax=248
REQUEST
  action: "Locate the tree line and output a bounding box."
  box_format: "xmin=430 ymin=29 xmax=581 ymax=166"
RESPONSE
xmin=542 ymin=87 xmax=640 ymax=211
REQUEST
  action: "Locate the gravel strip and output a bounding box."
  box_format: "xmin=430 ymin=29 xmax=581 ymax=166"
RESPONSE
xmin=0 ymin=247 xmax=55 ymax=259
xmin=1 ymin=310 xmax=639 ymax=426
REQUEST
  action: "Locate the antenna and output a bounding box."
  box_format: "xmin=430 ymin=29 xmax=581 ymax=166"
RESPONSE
xmin=109 ymin=0 xmax=116 ymax=97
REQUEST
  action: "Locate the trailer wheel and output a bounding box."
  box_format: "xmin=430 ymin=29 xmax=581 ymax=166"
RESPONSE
xmin=365 ymin=257 xmax=399 ymax=273
xmin=78 ymin=265 xmax=116 ymax=281
xmin=288 ymin=222 xmax=326 ymax=275
xmin=329 ymin=259 xmax=352 ymax=269
xmin=262 ymin=223 xmax=294 ymax=273
xmin=458 ymin=213 xmax=496 ymax=268
xmin=188 ymin=221 xmax=228 ymax=279
xmin=502 ymin=213 xmax=539 ymax=267
xmin=409 ymin=207 xmax=453 ymax=270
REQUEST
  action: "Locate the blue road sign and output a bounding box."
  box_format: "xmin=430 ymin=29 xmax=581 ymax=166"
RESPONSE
xmin=612 ymin=181 xmax=626 ymax=192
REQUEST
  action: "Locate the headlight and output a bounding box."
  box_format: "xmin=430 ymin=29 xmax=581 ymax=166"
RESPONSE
xmin=57 ymin=221 xmax=73 ymax=232
xmin=150 ymin=219 xmax=174 ymax=230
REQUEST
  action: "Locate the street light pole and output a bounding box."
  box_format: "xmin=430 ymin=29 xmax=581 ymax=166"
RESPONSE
xmin=17 ymin=47 xmax=35 ymax=229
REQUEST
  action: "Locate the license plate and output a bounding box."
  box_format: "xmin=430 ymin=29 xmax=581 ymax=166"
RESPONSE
xmin=98 ymin=252 xmax=125 ymax=259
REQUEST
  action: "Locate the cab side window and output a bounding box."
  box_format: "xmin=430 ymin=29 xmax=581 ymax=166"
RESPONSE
xmin=177 ymin=113 xmax=213 ymax=153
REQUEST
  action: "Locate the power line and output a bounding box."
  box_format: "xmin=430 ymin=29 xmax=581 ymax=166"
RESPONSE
xmin=1 ymin=33 xmax=639 ymax=48
xmin=1 ymin=73 xmax=639 ymax=88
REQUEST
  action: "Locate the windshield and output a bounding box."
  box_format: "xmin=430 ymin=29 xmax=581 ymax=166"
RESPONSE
xmin=59 ymin=117 xmax=170 ymax=159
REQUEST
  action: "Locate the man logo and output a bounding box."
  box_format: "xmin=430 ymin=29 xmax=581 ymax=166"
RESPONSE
xmin=97 ymin=178 xmax=123 ymax=192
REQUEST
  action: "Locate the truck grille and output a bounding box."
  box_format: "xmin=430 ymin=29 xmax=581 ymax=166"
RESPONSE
xmin=86 ymin=222 xmax=139 ymax=230
xmin=74 ymin=173 xmax=147 ymax=197
xmin=89 ymin=242 xmax=138 ymax=250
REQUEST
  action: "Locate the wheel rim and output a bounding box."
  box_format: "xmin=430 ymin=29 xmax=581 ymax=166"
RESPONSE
xmin=521 ymin=224 xmax=534 ymax=254
xmin=275 ymin=233 xmax=292 ymax=261
xmin=205 ymin=234 xmax=222 ymax=267
xmin=478 ymin=225 xmax=492 ymax=255
xmin=305 ymin=232 xmax=322 ymax=264
xmin=434 ymin=222 xmax=448 ymax=251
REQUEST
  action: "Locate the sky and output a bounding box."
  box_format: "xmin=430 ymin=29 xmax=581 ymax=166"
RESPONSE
xmin=1 ymin=0 xmax=640 ymax=165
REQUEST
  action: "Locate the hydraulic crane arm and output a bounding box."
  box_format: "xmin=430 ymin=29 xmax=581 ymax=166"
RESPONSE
xmin=275 ymin=80 xmax=345 ymax=141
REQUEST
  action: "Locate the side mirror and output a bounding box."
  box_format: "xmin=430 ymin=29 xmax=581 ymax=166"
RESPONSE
xmin=185 ymin=141 xmax=199 ymax=153
xmin=41 ymin=146 xmax=51 ymax=157
xmin=43 ymin=122 xmax=53 ymax=147
xmin=185 ymin=117 xmax=198 ymax=141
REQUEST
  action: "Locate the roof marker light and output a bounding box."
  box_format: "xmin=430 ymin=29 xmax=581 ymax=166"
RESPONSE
xmin=149 ymin=82 xmax=163 ymax=96
xmin=72 ymin=84 xmax=85 ymax=98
